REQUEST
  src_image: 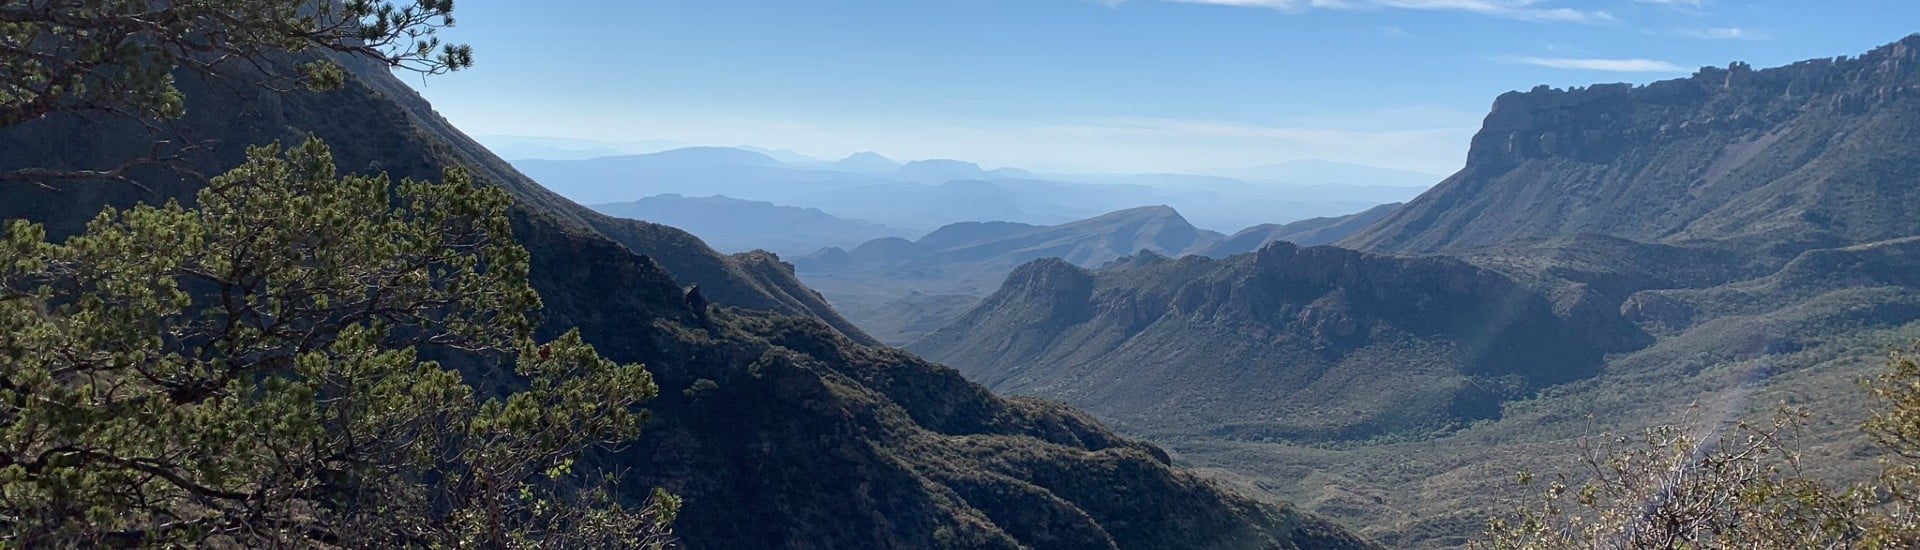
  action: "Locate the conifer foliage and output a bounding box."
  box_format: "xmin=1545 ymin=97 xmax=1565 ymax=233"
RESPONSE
xmin=0 ymin=139 xmax=676 ymax=546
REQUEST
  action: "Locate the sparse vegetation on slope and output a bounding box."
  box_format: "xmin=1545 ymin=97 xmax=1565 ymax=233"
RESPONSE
xmin=914 ymin=241 xmax=1645 ymax=442
xmin=1479 ymin=346 xmax=1920 ymax=549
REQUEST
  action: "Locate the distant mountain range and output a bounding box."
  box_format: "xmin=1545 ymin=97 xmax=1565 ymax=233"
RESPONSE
xmin=590 ymin=194 xmax=904 ymax=255
xmin=894 ymin=158 xmax=1037 ymax=182
xmin=795 ymin=206 xmax=1221 ymax=344
xmin=511 ymin=145 xmax=1427 ymax=234
xmin=794 ymin=204 xmax=1392 ymax=344
xmin=915 ymin=35 xmax=1920 ymax=546
xmin=833 ymin=151 xmax=901 ymax=172
xmin=490 ymin=133 xmax=1441 ymax=189
xmin=1197 ymin=203 xmax=1401 ymax=257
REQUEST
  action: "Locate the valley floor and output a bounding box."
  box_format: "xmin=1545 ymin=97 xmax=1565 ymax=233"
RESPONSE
xmin=1142 ymin=322 xmax=1919 ymax=547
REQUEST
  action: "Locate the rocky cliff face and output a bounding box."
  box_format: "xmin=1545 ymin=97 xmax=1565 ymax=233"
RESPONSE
xmin=1344 ymin=35 xmax=1920 ymax=255
xmin=0 ymin=53 xmax=1374 ymax=550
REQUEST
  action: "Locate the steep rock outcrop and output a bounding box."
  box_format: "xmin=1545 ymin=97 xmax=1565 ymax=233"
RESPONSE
xmin=1344 ymin=35 xmax=1920 ymax=255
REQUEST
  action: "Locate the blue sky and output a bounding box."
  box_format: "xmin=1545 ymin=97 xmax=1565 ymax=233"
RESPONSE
xmin=405 ymin=1 xmax=1918 ymax=175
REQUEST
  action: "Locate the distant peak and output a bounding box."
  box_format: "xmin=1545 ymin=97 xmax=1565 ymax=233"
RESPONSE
xmin=832 ymin=151 xmax=902 ymax=173
xmin=843 ymin=151 xmax=894 ymax=162
xmin=989 ymin=167 xmax=1036 ymax=179
xmin=1005 ymin=257 xmax=1093 ymax=287
xmin=731 ymin=145 xmax=822 ymax=165
xmin=1094 ymin=205 xmax=1184 ymax=221
xmin=806 ymin=246 xmax=848 ymax=257
xmin=646 ymin=146 xmax=785 ymax=167
xmin=891 ymin=158 xmax=992 ymax=182
xmin=899 ymin=158 xmax=984 ymax=171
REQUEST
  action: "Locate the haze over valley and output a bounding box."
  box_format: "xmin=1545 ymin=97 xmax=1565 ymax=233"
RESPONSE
xmin=508 ymin=143 xmax=1431 ymax=237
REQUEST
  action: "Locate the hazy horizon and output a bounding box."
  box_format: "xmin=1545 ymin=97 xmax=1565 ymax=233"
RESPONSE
xmin=403 ymin=1 xmax=1913 ymax=176
xmin=471 ymin=133 xmax=1453 ymax=183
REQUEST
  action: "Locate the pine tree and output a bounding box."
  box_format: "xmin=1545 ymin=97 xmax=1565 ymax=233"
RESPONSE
xmin=0 ymin=138 xmax=677 ymax=546
xmin=1 ymin=0 xmax=473 ymax=185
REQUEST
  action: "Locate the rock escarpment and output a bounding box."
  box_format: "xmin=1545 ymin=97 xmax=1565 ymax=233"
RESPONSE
xmin=1345 ymin=35 xmax=1920 ymax=255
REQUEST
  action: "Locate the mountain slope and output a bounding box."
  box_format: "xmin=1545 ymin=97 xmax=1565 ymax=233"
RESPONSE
xmin=783 ymin=178 xmax=1100 ymax=232
xmin=913 ymin=205 xmax=1223 ymax=268
xmin=1200 ymin=203 xmax=1402 ymax=257
xmin=796 ymin=206 xmax=1225 ymax=344
xmin=911 ymin=242 xmax=1644 ymax=440
xmin=1343 ymin=36 xmax=1920 ymax=255
xmin=592 ymin=194 xmax=904 ymax=255
xmin=804 ymin=206 xmax=1223 ymax=279
xmin=0 ymin=52 xmax=1373 ymax=549
xmin=895 ymin=159 xmax=993 ymax=182
xmin=835 ymin=151 xmax=901 ymax=172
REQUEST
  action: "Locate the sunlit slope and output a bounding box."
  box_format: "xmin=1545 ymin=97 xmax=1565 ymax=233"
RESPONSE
xmin=1344 ymin=36 xmax=1920 ymax=256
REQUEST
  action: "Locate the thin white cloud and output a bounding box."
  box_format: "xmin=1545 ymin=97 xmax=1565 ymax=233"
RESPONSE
xmin=1162 ymin=0 xmax=1615 ymax=24
xmin=1632 ymin=0 xmax=1708 ymax=16
xmin=1676 ymin=27 xmax=1768 ymax=40
xmin=1503 ymin=56 xmax=1688 ymax=72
